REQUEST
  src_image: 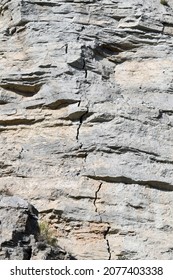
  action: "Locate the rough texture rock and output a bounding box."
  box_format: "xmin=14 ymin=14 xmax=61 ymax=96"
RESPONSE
xmin=1 ymin=0 xmax=173 ymax=259
xmin=0 ymin=195 xmax=74 ymax=259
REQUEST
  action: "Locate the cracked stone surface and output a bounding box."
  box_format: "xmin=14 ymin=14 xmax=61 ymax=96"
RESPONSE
xmin=1 ymin=0 xmax=173 ymax=259
xmin=0 ymin=195 xmax=74 ymax=259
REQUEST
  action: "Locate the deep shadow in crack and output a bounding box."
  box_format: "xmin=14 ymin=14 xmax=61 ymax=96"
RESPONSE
xmin=86 ymin=175 xmax=173 ymax=192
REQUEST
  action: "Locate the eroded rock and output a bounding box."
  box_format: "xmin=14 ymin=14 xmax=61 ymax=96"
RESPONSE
xmin=0 ymin=195 xmax=74 ymax=260
xmin=1 ymin=0 xmax=173 ymax=259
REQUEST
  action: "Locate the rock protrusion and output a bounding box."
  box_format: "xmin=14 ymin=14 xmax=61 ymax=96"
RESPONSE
xmin=0 ymin=195 xmax=75 ymax=260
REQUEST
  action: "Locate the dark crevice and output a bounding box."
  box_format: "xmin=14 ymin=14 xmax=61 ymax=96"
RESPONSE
xmin=65 ymin=44 xmax=68 ymax=54
xmin=127 ymin=203 xmax=144 ymax=210
xmin=76 ymin=108 xmax=89 ymax=141
xmin=93 ymin=42 xmax=138 ymax=59
xmin=33 ymin=1 xmax=59 ymax=7
xmin=103 ymin=226 xmax=111 ymax=260
xmin=44 ymin=100 xmax=79 ymax=110
xmin=5 ymin=249 xmax=11 ymax=260
xmin=4 ymin=26 xmax=16 ymax=36
xmin=62 ymin=152 xmax=88 ymax=159
xmin=76 ymin=123 xmax=81 ymax=141
xmin=81 ymin=47 xmax=89 ymax=79
xmin=150 ymin=156 xmax=173 ymax=165
xmin=16 ymin=26 xmax=26 ymax=33
xmin=156 ymin=110 xmax=163 ymax=119
xmin=82 ymin=58 xmax=86 ymax=69
xmin=107 ymin=145 xmax=159 ymax=157
xmin=92 ymin=182 xmax=111 ymax=259
xmin=93 ymin=182 xmax=102 ymax=213
xmin=0 ymin=118 xmax=44 ymax=126
xmin=68 ymin=195 xmax=94 ymax=200
xmin=0 ymin=162 xmax=12 ymax=169
xmin=23 ymin=246 xmax=32 ymax=260
xmin=0 ymin=83 xmax=42 ymax=97
xmin=87 ymin=175 xmax=173 ymax=191
xmin=85 ymin=69 xmax=88 ymax=78
xmin=158 ymin=109 xmax=173 ymax=116
xmin=155 ymin=109 xmax=173 ymax=120
xmin=0 ymin=100 xmax=8 ymax=105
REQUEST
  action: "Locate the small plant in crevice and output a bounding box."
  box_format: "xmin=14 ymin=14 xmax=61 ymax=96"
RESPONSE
xmin=160 ymin=0 xmax=168 ymax=6
xmin=38 ymin=221 xmax=57 ymax=247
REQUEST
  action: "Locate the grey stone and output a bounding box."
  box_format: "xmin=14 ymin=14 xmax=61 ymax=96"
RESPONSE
xmin=1 ymin=0 xmax=173 ymax=259
xmin=0 ymin=195 xmax=74 ymax=260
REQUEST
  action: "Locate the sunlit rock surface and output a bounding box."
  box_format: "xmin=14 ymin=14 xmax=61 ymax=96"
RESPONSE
xmin=1 ymin=0 xmax=173 ymax=259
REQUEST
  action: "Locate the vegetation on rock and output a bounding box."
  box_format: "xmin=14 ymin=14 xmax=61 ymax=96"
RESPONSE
xmin=38 ymin=221 xmax=57 ymax=247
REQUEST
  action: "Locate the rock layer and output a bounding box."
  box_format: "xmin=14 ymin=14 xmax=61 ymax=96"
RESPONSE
xmin=1 ymin=0 xmax=173 ymax=259
xmin=0 ymin=195 xmax=73 ymax=259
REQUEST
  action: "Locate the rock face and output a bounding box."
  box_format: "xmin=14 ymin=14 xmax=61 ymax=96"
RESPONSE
xmin=0 ymin=195 xmax=74 ymax=259
xmin=1 ymin=0 xmax=173 ymax=259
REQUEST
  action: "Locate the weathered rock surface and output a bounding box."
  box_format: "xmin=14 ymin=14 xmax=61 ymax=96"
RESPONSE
xmin=1 ymin=0 xmax=173 ymax=259
xmin=0 ymin=195 xmax=74 ymax=259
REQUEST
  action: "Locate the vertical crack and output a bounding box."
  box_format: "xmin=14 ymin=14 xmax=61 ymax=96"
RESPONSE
xmin=103 ymin=226 xmax=111 ymax=260
xmin=93 ymin=182 xmax=102 ymax=215
xmin=93 ymin=182 xmax=112 ymax=259
xmin=65 ymin=44 xmax=68 ymax=54
xmin=93 ymin=182 xmax=102 ymax=224
xmin=76 ymin=108 xmax=89 ymax=141
xmin=81 ymin=47 xmax=88 ymax=79
xmin=85 ymin=69 xmax=87 ymax=78
xmin=76 ymin=120 xmax=82 ymax=141
xmin=82 ymin=58 xmax=86 ymax=69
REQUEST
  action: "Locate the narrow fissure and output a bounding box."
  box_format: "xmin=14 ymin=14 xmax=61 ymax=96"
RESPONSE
xmin=76 ymin=124 xmax=81 ymax=141
xmin=87 ymin=175 xmax=173 ymax=192
xmin=85 ymin=69 xmax=87 ymax=78
xmin=93 ymin=182 xmax=112 ymax=259
xmin=76 ymin=108 xmax=89 ymax=141
xmin=93 ymin=182 xmax=102 ymax=213
xmin=103 ymin=226 xmax=111 ymax=260
xmin=81 ymin=49 xmax=88 ymax=79
xmin=65 ymin=44 xmax=68 ymax=54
